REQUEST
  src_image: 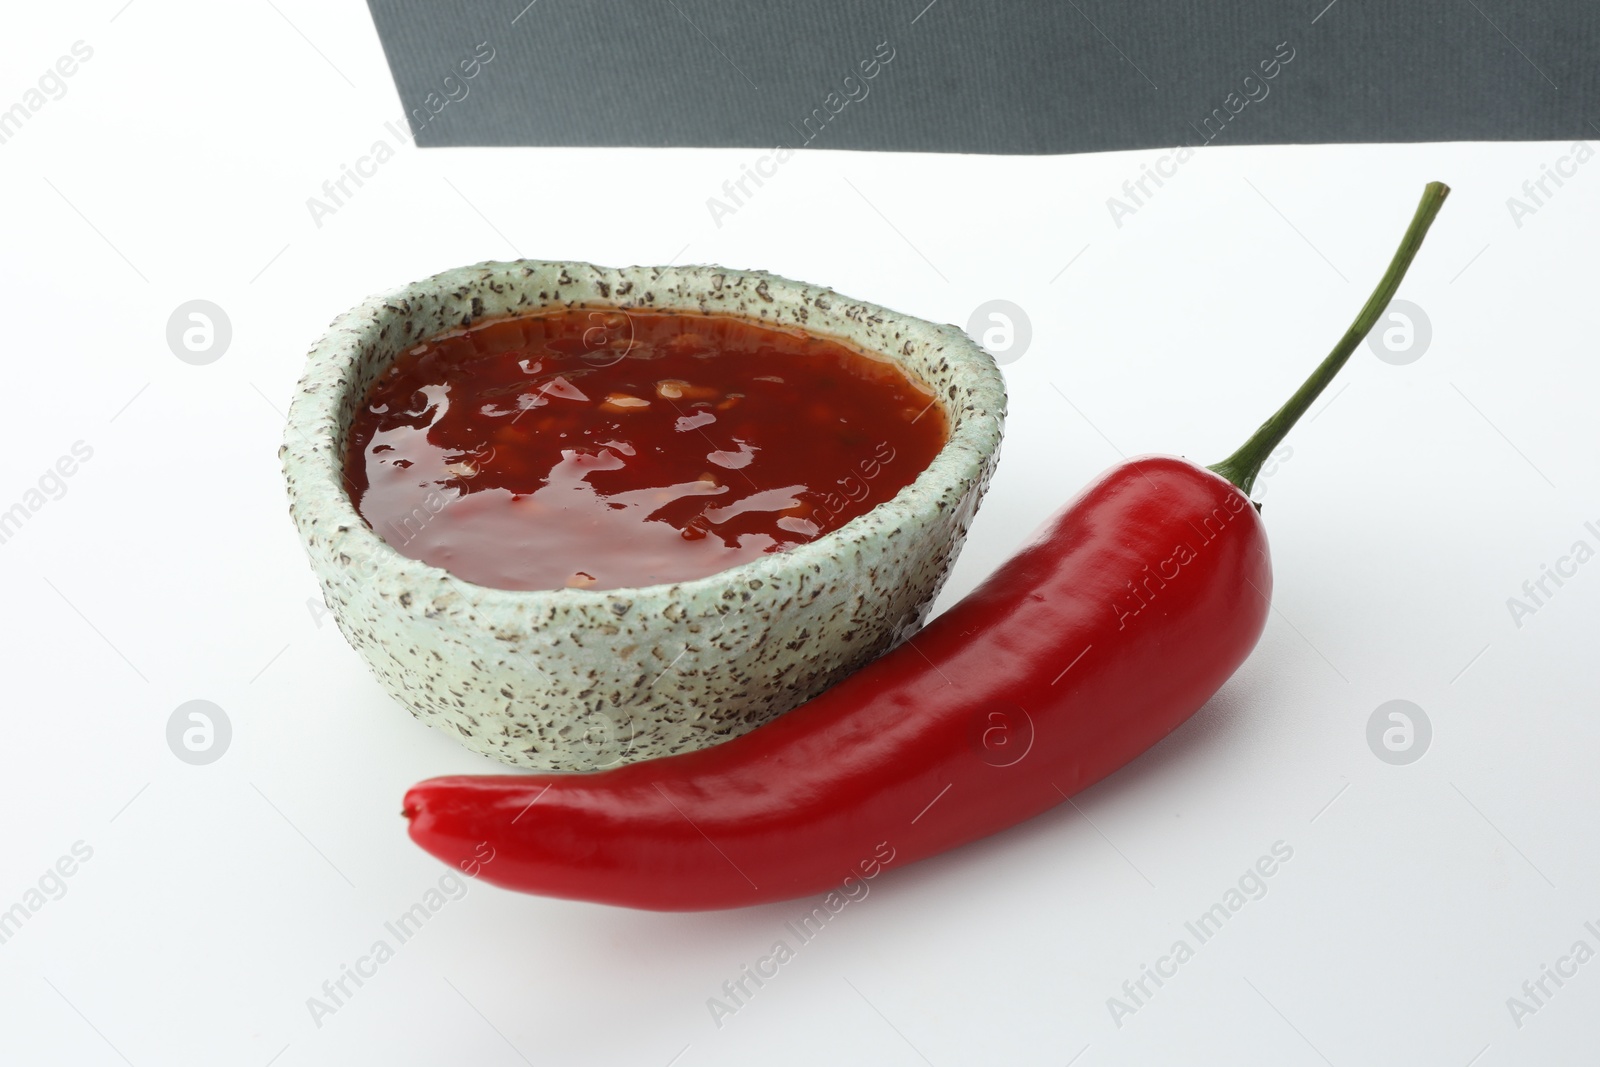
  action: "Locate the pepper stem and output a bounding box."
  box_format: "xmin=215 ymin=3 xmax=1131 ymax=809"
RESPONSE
xmin=1208 ymin=181 xmax=1451 ymax=495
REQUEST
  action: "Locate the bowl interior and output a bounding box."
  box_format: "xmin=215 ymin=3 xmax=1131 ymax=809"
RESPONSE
xmin=289 ymin=261 xmax=1006 ymax=604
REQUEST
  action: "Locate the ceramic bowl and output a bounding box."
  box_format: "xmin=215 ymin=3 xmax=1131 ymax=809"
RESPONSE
xmin=281 ymin=260 xmax=1006 ymax=771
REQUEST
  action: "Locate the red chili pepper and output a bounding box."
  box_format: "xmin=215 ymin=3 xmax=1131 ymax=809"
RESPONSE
xmin=405 ymin=183 xmax=1450 ymax=911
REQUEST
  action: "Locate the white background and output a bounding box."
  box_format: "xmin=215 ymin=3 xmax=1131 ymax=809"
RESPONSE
xmin=2 ymin=2 xmax=1596 ymax=1065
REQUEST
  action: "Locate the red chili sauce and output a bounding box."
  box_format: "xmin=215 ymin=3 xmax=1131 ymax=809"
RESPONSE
xmin=343 ymin=310 xmax=948 ymax=591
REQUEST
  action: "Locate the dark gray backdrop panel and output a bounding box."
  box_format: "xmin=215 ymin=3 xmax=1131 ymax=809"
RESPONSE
xmin=367 ymin=0 xmax=1596 ymax=152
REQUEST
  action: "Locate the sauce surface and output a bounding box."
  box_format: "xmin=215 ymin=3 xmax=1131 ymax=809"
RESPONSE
xmin=344 ymin=310 xmax=947 ymax=591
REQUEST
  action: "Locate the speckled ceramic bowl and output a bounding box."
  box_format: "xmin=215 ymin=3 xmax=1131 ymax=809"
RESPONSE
xmin=282 ymin=260 xmax=1005 ymax=771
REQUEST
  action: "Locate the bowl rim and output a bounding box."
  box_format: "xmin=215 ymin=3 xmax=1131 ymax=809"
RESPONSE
xmin=283 ymin=259 xmax=1007 ymax=609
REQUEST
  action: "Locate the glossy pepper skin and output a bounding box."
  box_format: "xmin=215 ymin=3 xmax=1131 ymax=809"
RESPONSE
xmin=405 ymin=457 xmax=1270 ymax=910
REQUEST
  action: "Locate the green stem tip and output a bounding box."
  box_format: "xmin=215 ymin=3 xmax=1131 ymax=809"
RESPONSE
xmin=1208 ymin=181 xmax=1451 ymax=496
